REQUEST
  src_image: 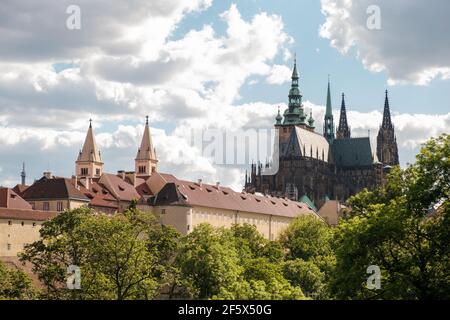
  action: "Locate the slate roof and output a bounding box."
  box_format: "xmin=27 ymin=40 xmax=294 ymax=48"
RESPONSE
xmin=331 ymin=137 xmax=374 ymax=167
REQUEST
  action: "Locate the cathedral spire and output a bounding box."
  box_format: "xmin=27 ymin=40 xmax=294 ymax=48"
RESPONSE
xmin=135 ymin=116 xmax=158 ymax=177
xmin=336 ymin=93 xmax=351 ymax=139
xmin=283 ymin=55 xmax=306 ymax=125
xmin=377 ymin=90 xmax=399 ymax=166
xmin=323 ymin=77 xmax=335 ymax=143
xmin=325 ymin=76 xmax=332 ymax=118
xmin=76 ymin=119 xmax=103 ymax=178
xmin=292 ymin=53 xmax=299 ymax=81
xmin=382 ymin=90 xmax=393 ymax=129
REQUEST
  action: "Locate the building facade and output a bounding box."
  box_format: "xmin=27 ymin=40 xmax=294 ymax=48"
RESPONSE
xmin=0 ymin=187 xmax=56 ymax=257
xmin=245 ymin=60 xmax=399 ymax=209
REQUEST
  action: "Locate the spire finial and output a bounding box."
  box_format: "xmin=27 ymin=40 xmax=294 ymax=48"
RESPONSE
xmin=89 ymin=118 xmax=92 ymax=128
xmin=145 ymin=115 xmax=149 ymax=125
xmin=382 ymin=89 xmax=393 ymax=129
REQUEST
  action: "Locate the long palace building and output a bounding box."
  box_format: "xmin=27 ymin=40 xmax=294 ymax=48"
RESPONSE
xmin=245 ymin=60 xmax=399 ymax=209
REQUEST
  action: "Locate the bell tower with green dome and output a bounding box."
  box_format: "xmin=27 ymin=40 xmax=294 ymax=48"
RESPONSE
xmin=275 ymin=57 xmax=316 ymax=133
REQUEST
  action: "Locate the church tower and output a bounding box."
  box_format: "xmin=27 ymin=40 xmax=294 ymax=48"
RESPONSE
xmin=76 ymin=120 xmax=104 ymax=178
xmin=323 ymin=78 xmax=335 ymax=143
xmin=282 ymin=57 xmax=307 ymax=126
xmin=336 ymin=93 xmax=351 ymax=139
xmin=377 ymin=91 xmax=399 ymax=166
xmin=135 ymin=116 xmax=158 ymax=178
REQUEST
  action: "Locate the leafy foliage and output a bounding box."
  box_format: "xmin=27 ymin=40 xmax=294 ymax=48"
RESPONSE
xmin=0 ymin=261 xmax=35 ymax=300
xmin=331 ymin=134 xmax=450 ymax=299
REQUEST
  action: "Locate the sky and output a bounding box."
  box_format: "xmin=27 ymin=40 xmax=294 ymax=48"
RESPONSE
xmin=0 ymin=0 xmax=449 ymax=190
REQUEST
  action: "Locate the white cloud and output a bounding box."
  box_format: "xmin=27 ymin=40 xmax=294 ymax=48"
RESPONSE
xmin=320 ymin=0 xmax=450 ymax=85
xmin=266 ymin=65 xmax=292 ymax=85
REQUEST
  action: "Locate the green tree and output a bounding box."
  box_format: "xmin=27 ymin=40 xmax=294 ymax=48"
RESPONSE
xmin=20 ymin=207 xmax=180 ymax=300
xmin=176 ymin=224 xmax=243 ymax=299
xmin=332 ymin=134 xmax=450 ymax=300
xmin=282 ymin=259 xmax=327 ymax=299
xmin=0 ymin=261 xmax=35 ymax=300
xmin=279 ymin=215 xmax=333 ymax=261
xmin=278 ymin=215 xmax=335 ymax=299
xmin=228 ymin=223 xmax=284 ymax=263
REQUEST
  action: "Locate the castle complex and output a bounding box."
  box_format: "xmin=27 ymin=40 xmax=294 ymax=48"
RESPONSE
xmin=245 ymin=60 xmax=399 ymax=209
xmin=1 ymin=59 xmax=402 ymax=257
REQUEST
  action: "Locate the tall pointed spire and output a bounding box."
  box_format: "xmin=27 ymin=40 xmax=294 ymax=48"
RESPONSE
xmin=135 ymin=116 xmax=158 ymax=177
xmin=325 ymin=75 xmax=332 ymax=118
xmin=76 ymin=119 xmax=104 ymax=178
xmin=382 ymin=90 xmax=393 ymax=129
xmin=283 ymin=55 xmax=306 ymax=125
xmin=336 ymin=93 xmax=351 ymax=139
xmin=323 ymin=76 xmax=335 ymax=143
xmin=377 ymin=90 xmax=399 ymax=166
xmin=21 ymin=162 xmax=26 ymax=185
xmin=78 ymin=120 xmax=102 ymax=163
xmin=292 ymin=53 xmax=299 ymax=81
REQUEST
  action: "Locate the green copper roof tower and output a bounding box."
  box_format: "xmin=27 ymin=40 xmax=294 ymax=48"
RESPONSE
xmin=323 ymin=77 xmax=335 ymax=143
xmin=283 ymin=55 xmax=306 ymax=125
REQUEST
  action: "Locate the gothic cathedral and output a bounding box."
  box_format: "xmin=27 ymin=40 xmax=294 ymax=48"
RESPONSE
xmin=245 ymin=60 xmax=399 ymax=209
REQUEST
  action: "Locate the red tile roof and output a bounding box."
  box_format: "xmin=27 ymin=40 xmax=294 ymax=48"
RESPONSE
xmin=0 ymin=188 xmax=33 ymax=210
xmin=0 ymin=208 xmax=57 ymax=221
xmin=152 ymin=176 xmax=318 ymax=218
xmin=22 ymin=176 xmax=89 ymax=201
xmin=99 ymin=173 xmax=141 ymax=202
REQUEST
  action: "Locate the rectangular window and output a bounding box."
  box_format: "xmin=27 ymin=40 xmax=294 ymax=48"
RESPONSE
xmin=57 ymin=201 xmax=63 ymax=211
xmin=32 ymin=222 xmax=36 ymax=227
xmin=43 ymin=202 xmax=50 ymax=211
xmin=161 ymin=208 xmax=166 ymax=215
xmin=8 ymin=221 xmax=12 ymax=226
xmin=30 ymin=202 xmax=35 ymax=209
xmin=96 ymin=168 xmax=100 ymax=175
xmin=81 ymin=168 xmax=88 ymax=175
xmin=7 ymin=244 xmax=11 ymax=251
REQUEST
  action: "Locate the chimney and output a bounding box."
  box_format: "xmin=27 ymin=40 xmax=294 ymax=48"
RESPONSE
xmin=216 ymin=181 xmax=220 ymax=190
xmin=117 ymin=170 xmax=125 ymax=180
xmin=43 ymin=172 xmax=52 ymax=179
xmin=81 ymin=177 xmax=90 ymax=190
xmin=125 ymin=171 xmax=137 ymax=187
xmin=197 ymin=179 xmax=202 ymax=187
xmin=72 ymin=175 xmax=78 ymax=188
